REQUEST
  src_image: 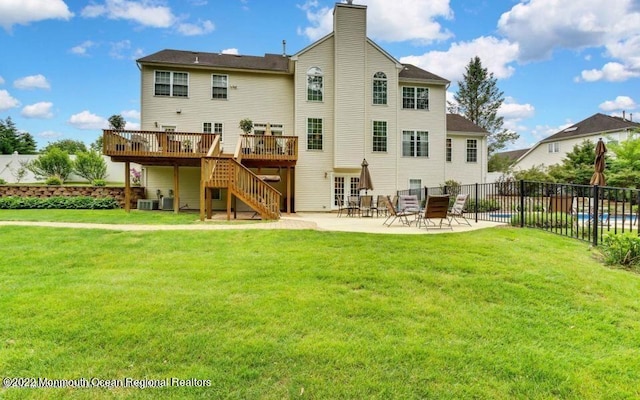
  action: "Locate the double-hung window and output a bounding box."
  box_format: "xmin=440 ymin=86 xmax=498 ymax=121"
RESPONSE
xmin=373 ymin=72 xmax=387 ymax=105
xmin=155 ymin=71 xmax=188 ymax=97
xmin=446 ymin=138 xmax=452 ymax=162
xmin=548 ymin=142 xmax=559 ymax=153
xmin=372 ymin=121 xmax=387 ymax=152
xmin=466 ymin=139 xmax=478 ymax=162
xmin=402 ymin=87 xmax=429 ymax=110
xmin=402 ymin=130 xmax=429 ymax=157
xmin=203 ymin=122 xmax=223 ymax=141
xmin=307 ymin=118 xmax=323 ymax=150
xmin=307 ymin=67 xmax=323 ymax=102
xmin=211 ymin=74 xmax=228 ymax=99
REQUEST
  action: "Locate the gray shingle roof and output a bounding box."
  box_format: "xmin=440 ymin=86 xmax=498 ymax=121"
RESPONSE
xmin=137 ymin=49 xmax=291 ymax=73
xmin=542 ymin=113 xmax=640 ymax=143
xmin=494 ymin=148 xmax=529 ymax=162
xmin=399 ymin=64 xmax=449 ymax=84
xmin=446 ymin=114 xmax=488 ymax=134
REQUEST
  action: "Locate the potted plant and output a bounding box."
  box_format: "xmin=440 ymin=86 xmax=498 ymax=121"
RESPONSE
xmin=239 ymin=118 xmax=253 ymax=135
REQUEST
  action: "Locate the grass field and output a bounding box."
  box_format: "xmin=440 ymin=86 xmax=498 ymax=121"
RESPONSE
xmin=1 ymin=223 xmax=639 ymax=399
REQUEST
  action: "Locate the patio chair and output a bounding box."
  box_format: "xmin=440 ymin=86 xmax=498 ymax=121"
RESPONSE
xmin=348 ymin=196 xmax=360 ymax=217
xmin=336 ymin=196 xmax=349 ymax=217
xmin=448 ymin=194 xmax=471 ymax=226
xmin=417 ymin=195 xmax=452 ymax=230
xmin=398 ymin=195 xmax=421 ymax=213
xmin=383 ymin=196 xmax=419 ymax=227
xmin=375 ymin=194 xmax=388 ymax=217
xmin=359 ymin=195 xmax=374 ymax=217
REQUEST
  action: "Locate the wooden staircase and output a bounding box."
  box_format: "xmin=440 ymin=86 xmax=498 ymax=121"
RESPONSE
xmin=200 ymin=136 xmax=281 ymax=220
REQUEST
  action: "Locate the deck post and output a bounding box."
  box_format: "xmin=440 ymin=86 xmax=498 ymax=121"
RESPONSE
xmin=199 ymin=160 xmax=205 ymax=221
xmin=226 ymin=189 xmax=232 ymax=221
xmin=206 ymin=188 xmax=212 ymax=219
xmin=124 ymin=161 xmax=131 ymax=212
xmin=173 ymin=164 xmax=180 ymax=214
xmin=286 ymin=166 xmax=291 ymax=215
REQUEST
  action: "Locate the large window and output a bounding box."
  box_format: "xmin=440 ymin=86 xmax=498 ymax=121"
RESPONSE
xmin=211 ymin=74 xmax=228 ymax=99
xmin=307 ymin=118 xmax=323 ymax=150
xmin=307 ymin=67 xmax=323 ymax=102
xmin=548 ymin=142 xmax=559 ymax=153
xmin=466 ymin=139 xmax=478 ymax=162
xmin=372 ymin=121 xmax=387 ymax=152
xmin=402 ymin=130 xmax=429 ymax=157
xmin=446 ymin=138 xmax=452 ymax=162
xmin=155 ymin=71 xmax=188 ymax=97
xmin=402 ymin=87 xmax=429 ymax=110
xmin=373 ymin=72 xmax=387 ymax=105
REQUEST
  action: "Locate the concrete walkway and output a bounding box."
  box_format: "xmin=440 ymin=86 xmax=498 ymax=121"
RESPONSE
xmin=0 ymin=212 xmax=505 ymax=234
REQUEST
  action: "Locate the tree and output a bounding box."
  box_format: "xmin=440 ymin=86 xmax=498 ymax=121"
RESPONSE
xmin=0 ymin=117 xmax=19 ymax=154
xmin=488 ymin=153 xmax=516 ymax=173
xmin=26 ymin=148 xmax=73 ymax=182
xmin=453 ymin=56 xmax=518 ymax=153
xmin=607 ymin=131 xmax=640 ymax=188
xmin=547 ymin=140 xmax=599 ymax=185
xmin=15 ymin=132 xmax=38 ymax=154
xmin=41 ymin=139 xmax=88 ymax=155
xmin=90 ymin=136 xmax=104 ymax=154
xmin=74 ymin=150 xmax=108 ymax=183
xmin=108 ymin=114 xmax=126 ymax=130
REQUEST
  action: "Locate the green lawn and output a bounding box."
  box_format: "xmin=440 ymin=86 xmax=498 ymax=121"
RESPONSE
xmin=0 ymin=209 xmax=260 ymax=225
xmin=1 ymin=225 xmax=639 ymax=399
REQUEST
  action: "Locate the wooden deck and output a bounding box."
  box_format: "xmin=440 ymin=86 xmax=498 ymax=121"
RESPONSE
xmin=103 ymin=130 xmax=298 ymax=167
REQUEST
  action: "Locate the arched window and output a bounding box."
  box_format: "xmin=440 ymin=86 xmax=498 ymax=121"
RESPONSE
xmin=373 ymin=72 xmax=387 ymax=105
xmin=307 ymin=67 xmax=323 ymax=102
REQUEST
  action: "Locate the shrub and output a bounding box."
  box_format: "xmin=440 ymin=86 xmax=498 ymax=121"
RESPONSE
xmin=600 ymin=233 xmax=640 ymax=270
xmin=74 ymin=151 xmax=107 ymax=182
xmin=0 ymin=196 xmax=119 ymax=209
xmin=510 ymin=212 xmax=573 ymax=229
xmin=0 ymin=178 xmax=6 ymax=184
xmin=27 ymin=148 xmax=73 ymax=182
xmin=92 ymin=179 xmax=106 ymax=187
xmin=467 ymin=198 xmax=501 ymax=212
xmin=45 ymin=176 xmax=63 ymax=185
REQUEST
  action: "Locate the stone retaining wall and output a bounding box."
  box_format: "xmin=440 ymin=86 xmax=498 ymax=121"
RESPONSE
xmin=0 ymin=185 xmax=146 ymax=209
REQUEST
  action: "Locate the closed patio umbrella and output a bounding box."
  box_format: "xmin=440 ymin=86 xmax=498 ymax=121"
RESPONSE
xmin=358 ymin=158 xmax=374 ymax=194
xmin=589 ymin=138 xmax=607 ymax=186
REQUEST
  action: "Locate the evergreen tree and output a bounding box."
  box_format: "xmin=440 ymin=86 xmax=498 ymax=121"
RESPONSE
xmin=453 ymin=57 xmax=518 ymax=153
xmin=0 ymin=117 xmax=19 ymax=154
xmin=15 ymin=132 xmax=38 ymax=154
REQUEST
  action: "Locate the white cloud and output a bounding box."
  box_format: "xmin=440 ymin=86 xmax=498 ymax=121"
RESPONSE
xmin=177 ymin=20 xmax=214 ymax=36
xmin=0 ymin=0 xmax=73 ymax=31
xmin=70 ymin=40 xmax=96 ymax=56
xmin=121 ymin=109 xmax=140 ymax=120
xmin=298 ymin=0 xmax=453 ymax=43
xmin=498 ymin=99 xmax=535 ymax=120
xmin=109 ymin=40 xmax=143 ymax=60
xmin=530 ymin=121 xmax=574 ymax=142
xmin=68 ymin=111 xmax=108 ymax=130
xmin=21 ymin=102 xmax=54 ymax=119
xmin=0 ymin=90 xmax=20 ymax=111
xmin=579 ymin=62 xmax=640 ymax=82
xmin=599 ymin=96 xmax=637 ymax=112
xmin=14 ymin=74 xmax=50 ymax=90
xmin=400 ymin=36 xmax=520 ymax=82
xmin=81 ymin=0 xmax=175 ymax=28
xmin=39 ymin=130 xmax=63 ymax=139
xmin=124 ymin=121 xmax=140 ymax=130
xmin=221 ymin=48 xmax=239 ymax=55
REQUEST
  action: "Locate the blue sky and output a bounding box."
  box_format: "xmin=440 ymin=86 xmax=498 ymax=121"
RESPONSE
xmin=1 ymin=0 xmax=639 ymax=151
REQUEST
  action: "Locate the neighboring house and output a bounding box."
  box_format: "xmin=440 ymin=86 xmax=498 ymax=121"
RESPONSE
xmin=512 ymin=113 xmax=640 ymax=171
xmin=104 ymin=2 xmax=487 ymax=217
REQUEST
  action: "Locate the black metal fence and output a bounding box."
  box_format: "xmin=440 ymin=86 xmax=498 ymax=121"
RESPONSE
xmin=398 ymin=181 xmax=640 ymax=245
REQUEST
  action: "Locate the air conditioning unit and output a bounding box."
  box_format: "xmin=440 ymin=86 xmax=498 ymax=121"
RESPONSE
xmin=160 ymin=197 xmax=174 ymax=210
xmin=137 ymin=199 xmax=159 ymax=210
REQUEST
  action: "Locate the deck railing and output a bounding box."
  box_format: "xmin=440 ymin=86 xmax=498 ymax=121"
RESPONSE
xmin=236 ymin=135 xmax=298 ymax=161
xmin=103 ymin=130 xmax=218 ymax=158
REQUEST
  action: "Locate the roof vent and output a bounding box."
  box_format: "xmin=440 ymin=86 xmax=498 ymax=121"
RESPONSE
xmin=563 ymin=127 xmax=577 ymax=133
xmin=346 ymin=0 xmax=353 ymax=4
xmin=194 ymin=56 xmax=199 ymax=64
